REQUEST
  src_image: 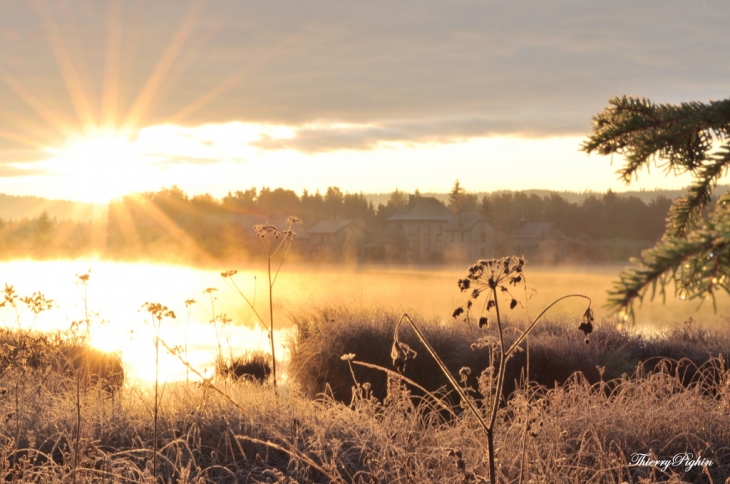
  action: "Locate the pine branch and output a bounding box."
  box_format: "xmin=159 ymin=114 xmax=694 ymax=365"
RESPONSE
xmin=608 ymin=194 xmax=730 ymax=317
xmin=583 ymin=96 xmax=730 ymax=182
xmin=665 ymin=145 xmax=730 ymax=237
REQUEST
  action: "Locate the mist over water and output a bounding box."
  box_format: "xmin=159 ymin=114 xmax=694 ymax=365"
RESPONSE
xmin=1 ymin=259 xmax=726 ymax=384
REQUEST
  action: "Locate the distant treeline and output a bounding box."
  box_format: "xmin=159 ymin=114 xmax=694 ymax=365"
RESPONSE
xmin=0 ymin=185 xmax=673 ymax=262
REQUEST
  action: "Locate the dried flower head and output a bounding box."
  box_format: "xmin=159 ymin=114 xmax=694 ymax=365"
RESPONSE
xmin=578 ymin=308 xmax=594 ymax=335
xmin=391 ymin=340 xmax=417 ymax=373
xmin=254 ymin=222 xmax=281 ymax=239
xmin=478 ymin=316 xmax=489 ymax=328
xmin=340 ymin=353 xmax=356 ymax=361
xmin=579 ymin=307 xmax=594 ymax=343
xmin=459 ymin=366 xmax=471 ymax=383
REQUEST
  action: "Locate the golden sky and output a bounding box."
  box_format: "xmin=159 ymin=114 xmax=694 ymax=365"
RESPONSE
xmin=0 ymin=0 xmax=728 ymax=202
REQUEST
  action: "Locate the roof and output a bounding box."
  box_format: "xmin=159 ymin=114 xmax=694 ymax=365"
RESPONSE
xmin=443 ymin=212 xmax=489 ymax=231
xmin=387 ymin=196 xmax=453 ymax=222
xmin=307 ymin=219 xmax=354 ymax=234
xmin=510 ymin=222 xmax=566 ymax=239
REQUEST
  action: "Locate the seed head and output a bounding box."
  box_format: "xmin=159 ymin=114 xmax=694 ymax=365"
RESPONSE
xmin=391 ymin=341 xmax=417 ymax=373
xmin=459 ymin=366 xmax=471 ymax=383
xmin=578 ymin=308 xmax=594 ymax=336
xmin=254 ymin=222 xmax=281 ymax=238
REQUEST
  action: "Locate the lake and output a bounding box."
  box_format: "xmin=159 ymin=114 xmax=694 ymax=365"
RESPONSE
xmin=1 ymin=259 xmax=726 ymax=385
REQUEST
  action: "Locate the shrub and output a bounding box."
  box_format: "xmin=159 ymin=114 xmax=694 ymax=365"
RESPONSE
xmin=216 ymin=351 xmax=272 ymax=383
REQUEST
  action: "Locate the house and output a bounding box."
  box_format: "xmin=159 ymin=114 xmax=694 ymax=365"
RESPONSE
xmin=443 ymin=212 xmax=496 ymax=262
xmin=508 ymin=222 xmax=567 ymax=263
xmin=307 ymin=219 xmax=364 ymax=260
xmin=387 ymin=196 xmax=454 ymax=262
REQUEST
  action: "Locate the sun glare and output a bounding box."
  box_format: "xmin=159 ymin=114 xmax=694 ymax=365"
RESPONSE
xmin=45 ymin=133 xmax=150 ymax=203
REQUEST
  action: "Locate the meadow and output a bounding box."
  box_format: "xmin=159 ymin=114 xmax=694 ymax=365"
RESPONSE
xmin=0 ymin=258 xmax=729 ymax=482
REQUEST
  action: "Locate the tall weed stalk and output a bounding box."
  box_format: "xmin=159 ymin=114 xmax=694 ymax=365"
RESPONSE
xmin=141 ymin=302 xmax=176 ymax=482
xmin=222 ymin=216 xmax=301 ymax=391
xmin=392 ymin=256 xmax=593 ymax=484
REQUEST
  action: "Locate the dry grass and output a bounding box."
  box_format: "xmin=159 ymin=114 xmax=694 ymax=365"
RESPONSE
xmin=290 ymin=306 xmax=730 ymax=404
xmin=0 ymin=308 xmax=728 ymax=482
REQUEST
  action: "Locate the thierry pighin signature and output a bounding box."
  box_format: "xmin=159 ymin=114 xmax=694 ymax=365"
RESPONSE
xmin=630 ymin=452 xmax=713 ymax=473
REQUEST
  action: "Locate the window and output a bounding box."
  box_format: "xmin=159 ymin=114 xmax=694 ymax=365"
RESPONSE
xmin=460 ymin=232 xmax=465 ymax=243
xmin=424 ymin=239 xmax=430 ymax=250
xmin=481 ymin=233 xmax=487 ymax=243
xmin=409 ymin=224 xmax=415 ymax=236
xmin=424 ymin=224 xmax=430 ymax=236
xmin=437 ymin=226 xmax=442 ymax=237
xmin=436 ymin=239 xmax=442 ymax=250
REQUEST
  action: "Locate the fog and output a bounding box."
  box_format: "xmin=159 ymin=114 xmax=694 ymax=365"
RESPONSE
xmin=1 ymin=259 xmax=726 ymax=385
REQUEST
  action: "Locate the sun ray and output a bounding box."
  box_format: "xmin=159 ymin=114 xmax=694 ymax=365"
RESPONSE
xmin=168 ymin=74 xmax=243 ymax=124
xmin=31 ymin=0 xmax=97 ymax=133
xmin=168 ymin=28 xmax=304 ymax=124
xmin=108 ymin=198 xmax=143 ymax=251
xmin=88 ymin=213 xmax=109 ymax=254
xmin=0 ymin=128 xmax=52 ymax=153
xmin=0 ymin=73 xmax=79 ymax=139
xmin=108 ymin=193 xmax=213 ymax=262
xmin=120 ymin=0 xmax=207 ymax=135
xmin=127 ymin=193 xmax=212 ymax=260
xmin=101 ymin=0 xmax=124 ymax=132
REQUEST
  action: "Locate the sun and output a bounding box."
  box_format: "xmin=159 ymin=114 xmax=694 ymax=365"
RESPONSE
xmin=44 ymin=132 xmax=152 ymax=203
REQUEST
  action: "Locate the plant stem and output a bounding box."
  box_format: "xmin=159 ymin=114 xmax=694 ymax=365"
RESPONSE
xmin=153 ymin=318 xmax=159 ymax=481
xmin=268 ymin=253 xmax=278 ymax=391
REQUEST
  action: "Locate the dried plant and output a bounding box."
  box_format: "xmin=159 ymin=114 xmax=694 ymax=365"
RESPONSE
xmin=140 ymin=301 xmax=176 ymax=482
xmin=393 ymin=256 xmax=592 ymax=484
xmin=222 ymin=215 xmax=302 ymax=391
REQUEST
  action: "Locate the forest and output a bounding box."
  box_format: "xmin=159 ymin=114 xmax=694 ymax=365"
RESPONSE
xmin=0 ymin=185 xmax=673 ymax=263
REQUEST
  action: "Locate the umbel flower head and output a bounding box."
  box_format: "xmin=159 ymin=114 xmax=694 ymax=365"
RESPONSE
xmin=453 ymin=256 xmax=526 ymax=322
xmin=254 ymin=222 xmax=281 ymax=239
xmin=458 ymin=256 xmax=526 ymax=296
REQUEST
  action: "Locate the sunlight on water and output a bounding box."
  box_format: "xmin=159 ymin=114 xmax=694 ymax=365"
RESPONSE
xmin=1 ymin=259 xmax=727 ymax=385
xmin=0 ymin=259 xmax=288 ymax=385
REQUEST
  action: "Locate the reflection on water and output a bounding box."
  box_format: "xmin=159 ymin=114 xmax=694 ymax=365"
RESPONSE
xmin=1 ymin=259 xmax=727 ymax=384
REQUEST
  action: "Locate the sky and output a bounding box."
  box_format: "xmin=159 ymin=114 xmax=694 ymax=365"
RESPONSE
xmin=0 ymin=0 xmax=728 ymax=203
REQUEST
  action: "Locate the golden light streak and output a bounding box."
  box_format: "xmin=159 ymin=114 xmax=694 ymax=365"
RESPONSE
xmin=0 ymin=127 xmax=49 ymax=153
xmin=168 ymin=27 xmax=303 ymax=124
xmin=120 ymin=0 xmax=207 ymax=134
xmin=121 ymin=193 xmax=212 ymax=262
xmin=101 ymin=0 xmax=124 ymax=132
xmin=31 ymin=0 xmax=96 ymax=134
xmin=0 ymin=73 xmax=77 ymax=139
xmin=169 ymin=74 xmax=243 ymax=124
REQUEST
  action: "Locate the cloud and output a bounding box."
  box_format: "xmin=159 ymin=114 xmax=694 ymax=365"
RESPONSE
xmin=0 ymin=0 xmax=727 ymax=155
xmin=251 ymin=117 xmax=588 ymax=153
xmin=0 ymin=164 xmax=47 ymax=178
